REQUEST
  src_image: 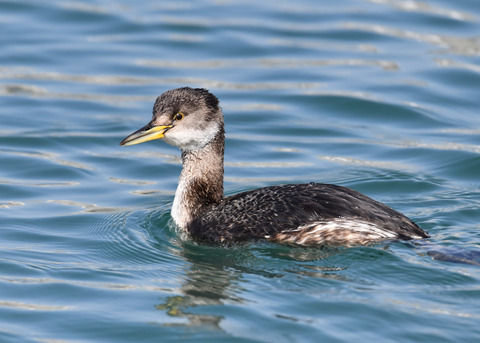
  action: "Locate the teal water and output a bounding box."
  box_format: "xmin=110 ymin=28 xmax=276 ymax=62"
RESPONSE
xmin=1 ymin=0 xmax=480 ymax=342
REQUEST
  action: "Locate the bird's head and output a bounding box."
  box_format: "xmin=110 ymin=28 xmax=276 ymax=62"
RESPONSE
xmin=120 ymin=87 xmax=223 ymax=152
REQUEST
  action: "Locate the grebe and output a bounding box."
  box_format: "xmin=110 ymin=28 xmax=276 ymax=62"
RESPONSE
xmin=120 ymin=87 xmax=428 ymax=246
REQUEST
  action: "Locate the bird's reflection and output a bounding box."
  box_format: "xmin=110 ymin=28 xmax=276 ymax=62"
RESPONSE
xmin=154 ymin=241 xmax=345 ymax=329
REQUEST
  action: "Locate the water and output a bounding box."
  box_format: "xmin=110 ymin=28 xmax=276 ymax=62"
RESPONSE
xmin=1 ymin=0 xmax=480 ymax=341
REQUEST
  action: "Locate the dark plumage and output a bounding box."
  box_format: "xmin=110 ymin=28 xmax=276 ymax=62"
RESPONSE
xmin=120 ymin=87 xmax=429 ymax=246
xmin=190 ymin=183 xmax=427 ymax=244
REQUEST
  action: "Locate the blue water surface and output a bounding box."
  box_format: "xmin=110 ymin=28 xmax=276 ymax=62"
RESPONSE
xmin=1 ymin=0 xmax=480 ymax=342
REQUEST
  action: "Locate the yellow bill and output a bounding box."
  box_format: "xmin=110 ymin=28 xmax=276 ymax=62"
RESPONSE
xmin=120 ymin=124 xmax=172 ymax=146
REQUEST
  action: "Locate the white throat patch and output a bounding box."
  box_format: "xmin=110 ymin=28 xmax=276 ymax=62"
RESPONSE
xmin=163 ymin=123 xmax=220 ymax=152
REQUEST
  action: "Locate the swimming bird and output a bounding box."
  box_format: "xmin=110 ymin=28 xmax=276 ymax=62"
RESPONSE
xmin=120 ymin=87 xmax=428 ymax=246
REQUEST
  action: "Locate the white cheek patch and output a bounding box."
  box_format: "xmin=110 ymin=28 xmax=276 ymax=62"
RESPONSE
xmin=163 ymin=123 xmax=220 ymax=152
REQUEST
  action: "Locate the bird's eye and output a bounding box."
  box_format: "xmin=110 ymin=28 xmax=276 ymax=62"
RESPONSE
xmin=174 ymin=113 xmax=184 ymax=121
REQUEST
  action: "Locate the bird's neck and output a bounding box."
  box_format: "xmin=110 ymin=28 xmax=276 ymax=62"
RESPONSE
xmin=171 ymin=129 xmax=225 ymax=229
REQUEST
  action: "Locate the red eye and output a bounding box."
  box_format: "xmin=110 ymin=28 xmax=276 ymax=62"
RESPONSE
xmin=175 ymin=113 xmax=184 ymax=121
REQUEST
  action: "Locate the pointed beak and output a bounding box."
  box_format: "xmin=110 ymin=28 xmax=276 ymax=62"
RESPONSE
xmin=120 ymin=122 xmax=172 ymax=146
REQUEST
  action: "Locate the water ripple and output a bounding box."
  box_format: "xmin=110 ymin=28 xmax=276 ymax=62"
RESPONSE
xmin=0 ymin=300 xmax=70 ymax=311
xmin=318 ymin=155 xmax=416 ymax=171
xmin=436 ymin=58 xmax=480 ymax=73
xmin=341 ymin=22 xmax=480 ymax=56
xmin=0 ymin=178 xmax=78 ymax=188
xmin=0 ymin=201 xmax=24 ymax=209
xmin=269 ymin=38 xmax=379 ymax=53
xmin=0 ymin=275 xmax=174 ymax=293
xmin=0 ymin=148 xmax=93 ymax=171
xmin=137 ymin=58 xmax=398 ymax=71
xmin=46 ymin=200 xmax=127 ymax=214
xmin=109 ymin=177 xmax=156 ymax=186
xmin=367 ymin=0 xmax=476 ymax=21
